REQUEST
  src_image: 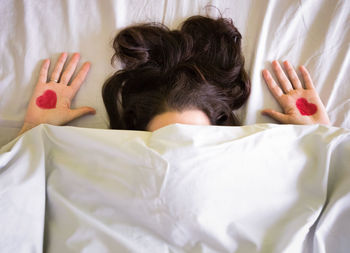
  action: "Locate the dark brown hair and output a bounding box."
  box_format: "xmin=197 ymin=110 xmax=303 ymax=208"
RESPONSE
xmin=102 ymin=15 xmax=251 ymax=130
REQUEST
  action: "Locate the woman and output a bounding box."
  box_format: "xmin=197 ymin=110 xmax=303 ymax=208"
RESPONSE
xmin=17 ymin=15 xmax=330 ymax=136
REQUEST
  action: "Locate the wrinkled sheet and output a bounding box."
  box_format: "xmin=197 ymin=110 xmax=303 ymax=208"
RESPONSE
xmin=0 ymin=0 xmax=350 ymax=147
xmin=1 ymin=123 xmax=350 ymax=252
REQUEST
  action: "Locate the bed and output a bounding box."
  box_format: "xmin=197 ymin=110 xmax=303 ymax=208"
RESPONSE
xmin=1 ymin=0 xmax=350 ymax=252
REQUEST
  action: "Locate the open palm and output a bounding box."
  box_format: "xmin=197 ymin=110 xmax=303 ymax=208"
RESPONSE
xmin=262 ymin=60 xmax=330 ymax=125
xmin=19 ymin=53 xmax=95 ymax=135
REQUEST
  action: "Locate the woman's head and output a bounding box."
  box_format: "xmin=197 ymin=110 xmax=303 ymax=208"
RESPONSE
xmin=102 ymin=15 xmax=251 ymax=131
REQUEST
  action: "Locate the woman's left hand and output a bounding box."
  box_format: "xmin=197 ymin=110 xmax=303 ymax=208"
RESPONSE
xmin=261 ymin=60 xmax=330 ymax=125
xmin=18 ymin=52 xmax=96 ymax=135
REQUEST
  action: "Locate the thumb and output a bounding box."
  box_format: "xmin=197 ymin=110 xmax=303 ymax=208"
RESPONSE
xmin=261 ymin=109 xmax=288 ymax=123
xmin=67 ymin=106 xmax=96 ymax=121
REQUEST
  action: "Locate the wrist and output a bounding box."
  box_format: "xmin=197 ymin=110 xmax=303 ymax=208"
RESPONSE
xmin=17 ymin=122 xmax=39 ymax=136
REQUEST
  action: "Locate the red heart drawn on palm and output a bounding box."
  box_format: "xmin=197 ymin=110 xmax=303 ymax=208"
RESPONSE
xmin=36 ymin=89 xmax=57 ymax=109
xmin=296 ymin=98 xmax=317 ymax=116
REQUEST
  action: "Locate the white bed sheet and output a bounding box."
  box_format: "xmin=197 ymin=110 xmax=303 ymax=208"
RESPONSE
xmin=0 ymin=123 xmax=350 ymax=252
xmin=0 ymin=0 xmax=350 ymax=146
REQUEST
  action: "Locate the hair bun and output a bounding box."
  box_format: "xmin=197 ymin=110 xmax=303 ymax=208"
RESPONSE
xmin=113 ymin=24 xmax=193 ymax=71
xmin=181 ymin=16 xmax=243 ymax=80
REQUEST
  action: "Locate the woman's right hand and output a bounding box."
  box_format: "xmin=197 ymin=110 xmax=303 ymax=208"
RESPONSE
xmin=261 ymin=60 xmax=330 ymax=125
xmin=18 ymin=52 xmax=96 ymax=136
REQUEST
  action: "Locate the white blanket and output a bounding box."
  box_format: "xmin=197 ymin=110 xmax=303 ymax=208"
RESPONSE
xmin=1 ymin=124 xmax=350 ymax=252
xmin=1 ymin=0 xmax=350 ymax=147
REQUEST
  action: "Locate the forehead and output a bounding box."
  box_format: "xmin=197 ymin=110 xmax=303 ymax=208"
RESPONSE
xmin=146 ymin=110 xmax=210 ymax=131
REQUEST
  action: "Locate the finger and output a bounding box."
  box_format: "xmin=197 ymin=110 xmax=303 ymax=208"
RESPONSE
xmin=51 ymin=52 xmax=68 ymax=82
xmin=261 ymin=109 xmax=289 ymax=123
xmin=70 ymin=62 xmax=91 ymax=94
xmin=60 ymin=53 xmax=80 ymax=85
xmin=66 ymin=107 xmax=96 ymax=122
xmin=262 ymin=69 xmax=283 ymax=103
xmin=272 ymin=60 xmax=293 ymax=93
xmin=299 ymin=65 xmax=315 ymax=90
xmin=283 ymin=61 xmax=302 ymax=89
xmin=38 ymin=59 xmax=50 ymax=84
